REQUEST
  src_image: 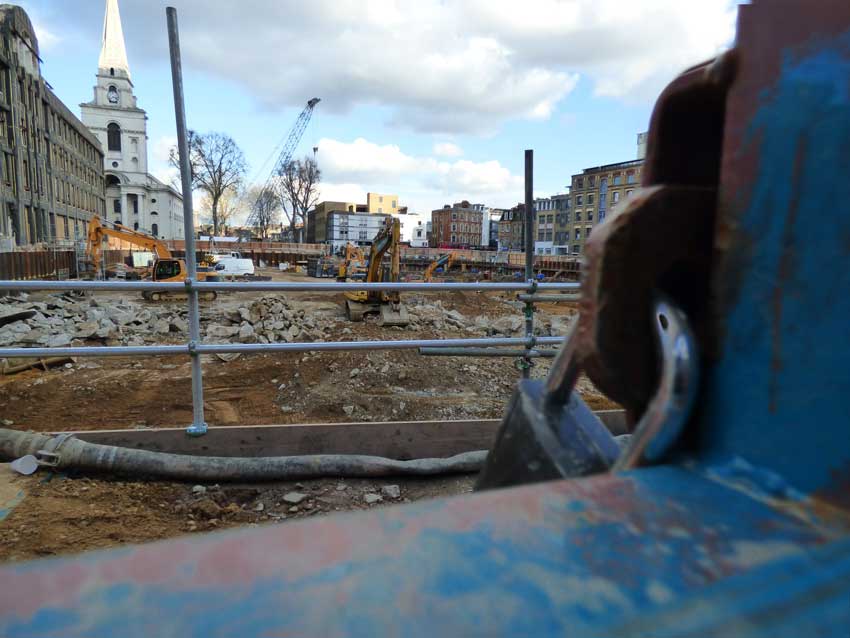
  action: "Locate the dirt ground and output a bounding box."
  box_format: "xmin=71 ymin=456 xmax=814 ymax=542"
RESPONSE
xmin=0 ymin=270 xmax=618 ymax=562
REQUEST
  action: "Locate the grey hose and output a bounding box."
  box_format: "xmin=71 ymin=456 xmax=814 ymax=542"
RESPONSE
xmin=0 ymin=428 xmax=486 ymax=482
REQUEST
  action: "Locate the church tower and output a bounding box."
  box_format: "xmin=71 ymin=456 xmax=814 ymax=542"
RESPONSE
xmin=81 ymin=0 xmax=183 ymax=240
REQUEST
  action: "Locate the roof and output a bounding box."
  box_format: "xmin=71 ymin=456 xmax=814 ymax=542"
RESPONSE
xmin=98 ymin=0 xmax=131 ymax=79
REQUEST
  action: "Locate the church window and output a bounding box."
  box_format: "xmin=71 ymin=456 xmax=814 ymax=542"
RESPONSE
xmin=110 ymin=67 xmax=115 ymax=76
xmin=107 ymin=123 xmax=121 ymax=152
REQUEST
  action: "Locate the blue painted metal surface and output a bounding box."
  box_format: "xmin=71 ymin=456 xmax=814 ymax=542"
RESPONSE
xmin=699 ymin=12 xmax=850 ymax=505
xmin=0 ymin=466 xmax=847 ymax=638
xmin=1 ymin=2 xmax=849 ymax=636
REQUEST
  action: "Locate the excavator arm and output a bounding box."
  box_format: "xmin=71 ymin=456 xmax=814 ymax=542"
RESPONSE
xmin=85 ymin=216 xmax=172 ymax=273
xmin=424 ymin=253 xmax=456 ymax=282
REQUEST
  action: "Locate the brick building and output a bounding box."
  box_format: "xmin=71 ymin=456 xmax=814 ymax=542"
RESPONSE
xmin=430 ymin=201 xmax=484 ymax=249
xmin=0 ymin=5 xmax=106 ymax=248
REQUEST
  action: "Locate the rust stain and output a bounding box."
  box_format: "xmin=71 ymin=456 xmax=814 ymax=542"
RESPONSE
xmin=769 ymin=137 xmax=806 ymax=413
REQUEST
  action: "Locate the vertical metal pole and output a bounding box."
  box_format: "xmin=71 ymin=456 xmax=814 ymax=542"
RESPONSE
xmin=522 ymin=149 xmax=535 ymax=379
xmin=167 ymin=7 xmax=207 ymax=437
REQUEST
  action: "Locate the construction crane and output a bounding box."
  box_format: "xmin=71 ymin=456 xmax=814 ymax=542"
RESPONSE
xmin=247 ymin=98 xmax=320 ymax=231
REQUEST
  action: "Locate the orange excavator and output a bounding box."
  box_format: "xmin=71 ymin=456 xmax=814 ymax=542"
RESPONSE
xmin=336 ymin=243 xmax=367 ymax=281
xmin=423 ymin=253 xmax=457 ymax=282
xmin=84 ymin=215 xmax=218 ymax=302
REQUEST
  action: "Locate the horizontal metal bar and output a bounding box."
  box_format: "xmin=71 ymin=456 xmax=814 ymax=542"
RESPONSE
xmin=0 ymin=337 xmax=564 ymax=359
xmin=0 ymin=280 xmax=185 ymax=291
xmin=0 ymin=280 xmax=580 ymax=293
xmin=516 ymin=293 xmax=581 ymax=302
xmin=418 ymin=348 xmax=558 ymax=358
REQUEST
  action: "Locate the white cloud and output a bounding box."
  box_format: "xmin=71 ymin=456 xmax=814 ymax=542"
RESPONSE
xmin=31 ymin=20 xmax=60 ymax=52
xmin=317 ymin=137 xmax=523 ymax=213
xmin=52 ymin=0 xmax=735 ymax=134
xmin=433 ymin=142 xmax=463 ymax=158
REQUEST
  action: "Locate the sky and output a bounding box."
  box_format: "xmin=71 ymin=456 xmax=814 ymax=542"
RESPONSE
xmin=20 ymin=0 xmax=738 ymax=226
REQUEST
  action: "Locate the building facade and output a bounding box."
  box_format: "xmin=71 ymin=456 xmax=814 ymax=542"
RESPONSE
xmin=0 ymin=5 xmax=106 ymax=249
xmin=430 ymin=201 xmax=484 ymax=249
xmin=366 ymin=192 xmax=398 ymax=214
xmin=498 ymin=204 xmax=527 ymax=251
xmin=411 ymin=220 xmax=428 ymax=248
xmin=533 ymin=194 xmax=571 ymax=255
xmin=306 ymin=199 xmax=393 ymax=250
xmin=565 ymin=158 xmax=643 ymax=255
xmin=80 ymin=0 xmax=184 ymax=240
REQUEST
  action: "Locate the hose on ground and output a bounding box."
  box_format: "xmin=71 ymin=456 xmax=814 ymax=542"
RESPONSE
xmin=0 ymin=428 xmax=487 ymax=482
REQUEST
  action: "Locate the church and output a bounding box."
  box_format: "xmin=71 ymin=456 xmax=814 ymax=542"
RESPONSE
xmin=81 ymin=0 xmax=184 ymax=240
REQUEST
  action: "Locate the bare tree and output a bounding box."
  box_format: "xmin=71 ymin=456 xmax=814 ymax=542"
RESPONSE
xmin=170 ymin=131 xmax=247 ymax=235
xmin=246 ymin=186 xmax=280 ymax=239
xmin=278 ymin=156 xmax=321 ymax=243
xmin=198 ymin=186 xmax=242 ymax=234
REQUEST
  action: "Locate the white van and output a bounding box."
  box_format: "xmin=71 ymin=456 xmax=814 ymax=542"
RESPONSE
xmin=214 ymin=257 xmax=255 ymax=278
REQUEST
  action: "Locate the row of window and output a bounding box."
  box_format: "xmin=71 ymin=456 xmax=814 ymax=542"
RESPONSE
xmin=574 ymin=170 xmax=639 ymax=190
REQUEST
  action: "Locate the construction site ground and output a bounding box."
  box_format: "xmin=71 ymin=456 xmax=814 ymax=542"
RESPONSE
xmin=0 ymin=269 xmax=618 ymax=562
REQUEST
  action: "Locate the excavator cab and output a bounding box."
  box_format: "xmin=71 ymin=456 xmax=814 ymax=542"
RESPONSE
xmin=152 ymin=259 xmax=185 ymax=282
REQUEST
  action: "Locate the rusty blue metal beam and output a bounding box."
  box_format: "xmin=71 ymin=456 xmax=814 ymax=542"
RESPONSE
xmin=0 ymin=465 xmax=847 ymax=638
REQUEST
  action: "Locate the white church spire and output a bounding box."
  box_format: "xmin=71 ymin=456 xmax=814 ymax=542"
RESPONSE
xmin=98 ymin=0 xmax=131 ymax=79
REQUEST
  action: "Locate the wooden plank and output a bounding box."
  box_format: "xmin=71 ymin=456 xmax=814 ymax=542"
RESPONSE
xmin=62 ymin=410 xmax=628 ymax=460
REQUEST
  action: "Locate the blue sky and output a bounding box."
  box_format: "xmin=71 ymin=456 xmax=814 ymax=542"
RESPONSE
xmin=21 ymin=0 xmax=737 ymax=223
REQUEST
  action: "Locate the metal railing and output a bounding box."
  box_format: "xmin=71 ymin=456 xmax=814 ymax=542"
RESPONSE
xmin=0 ymin=9 xmax=579 ymax=437
xmin=0 ymin=277 xmax=578 ymax=435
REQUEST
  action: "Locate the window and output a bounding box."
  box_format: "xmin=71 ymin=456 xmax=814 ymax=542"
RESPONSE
xmin=151 ymin=210 xmax=158 ymax=215
xmin=613 ymin=173 xmax=622 ymax=186
xmin=572 ymin=244 xmax=580 ymax=254
xmin=588 ymin=211 xmax=594 ymax=221
xmin=547 ymin=214 xmax=554 ymax=223
xmin=587 ymin=176 xmax=595 ymax=187
xmin=113 ymin=199 xmax=121 ymax=214
xmin=545 ymin=231 xmax=553 ymax=241
xmin=452 ymin=213 xmax=457 ymax=221
xmin=575 ymin=211 xmax=582 ymax=222
xmin=451 ymin=224 xmax=457 ymax=231
xmin=576 ymin=177 xmax=583 ymax=188
xmin=133 ymin=222 xmax=139 ymax=231
xmin=379 ymin=196 xmax=383 ymax=202
xmin=626 ymin=189 xmax=633 ymax=198
xmin=378 ymin=207 xmax=383 ymax=213
xmin=627 ymin=172 xmax=636 ymax=184
xmin=612 ymin=191 xmax=620 ymax=203
xmin=392 ymin=200 xmax=397 ymax=208
xmin=537 ymin=230 xmax=545 ymax=241
xmin=588 ymin=194 xmax=594 ymax=205
xmin=151 ymin=223 xmax=159 ymax=237
xmin=575 ymin=229 xmax=582 ymax=240
xmin=576 ymin=194 xmax=583 ymax=206
xmin=107 ymin=123 xmax=121 ymax=152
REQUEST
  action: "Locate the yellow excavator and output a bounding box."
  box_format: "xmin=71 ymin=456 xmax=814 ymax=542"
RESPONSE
xmin=424 ymin=252 xmax=457 ymax=282
xmin=344 ymin=217 xmax=409 ymax=326
xmin=337 ymin=243 xmax=367 ymax=281
xmin=84 ymin=215 xmax=218 ymax=302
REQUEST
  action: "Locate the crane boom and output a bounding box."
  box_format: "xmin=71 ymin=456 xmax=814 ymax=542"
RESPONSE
xmin=247 ymin=97 xmax=320 ymax=229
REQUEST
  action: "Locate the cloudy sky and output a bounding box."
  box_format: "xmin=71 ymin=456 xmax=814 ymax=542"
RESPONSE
xmin=21 ymin=0 xmax=737 ymax=222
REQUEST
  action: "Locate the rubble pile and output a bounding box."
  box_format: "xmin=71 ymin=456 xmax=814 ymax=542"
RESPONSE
xmin=205 ymin=296 xmax=333 ymax=344
xmin=0 ymin=293 xmax=185 ymax=348
xmin=0 ymin=293 xmax=340 ymax=350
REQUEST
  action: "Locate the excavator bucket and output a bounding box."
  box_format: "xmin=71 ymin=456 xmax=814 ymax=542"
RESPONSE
xmin=379 ymin=303 xmax=410 ymax=327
